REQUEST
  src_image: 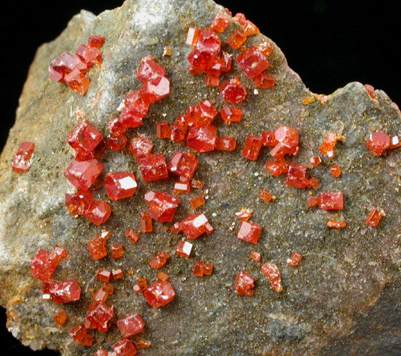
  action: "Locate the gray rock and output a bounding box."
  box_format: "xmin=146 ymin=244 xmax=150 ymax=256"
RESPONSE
xmin=0 ymin=0 xmax=400 ymax=355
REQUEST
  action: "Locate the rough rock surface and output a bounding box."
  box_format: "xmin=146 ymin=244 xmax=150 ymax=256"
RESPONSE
xmin=1 ymin=0 xmax=401 ymax=355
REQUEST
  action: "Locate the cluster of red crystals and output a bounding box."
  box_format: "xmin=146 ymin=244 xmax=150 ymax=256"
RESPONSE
xmin=85 ymin=201 xmax=112 ymax=226
xmin=85 ymin=303 xmax=114 ymax=332
xmin=237 ymin=221 xmax=262 ymax=244
xmin=65 ymin=190 xmax=94 ymax=217
xmin=49 ymin=36 xmax=105 ymax=95
xmin=92 ymin=285 xmax=114 ymax=304
xmin=11 ymin=142 xmax=35 ymax=173
xmin=179 ymin=213 xmax=214 ymax=239
xmin=235 ymin=208 xmax=253 ymax=222
xmin=140 ymin=212 xmax=153 ymax=233
xmin=242 ymin=136 xmax=262 ymax=160
xmin=327 ymin=220 xmax=347 ymax=229
xmin=168 ymin=152 xmax=199 ymax=181
xmin=139 ymin=154 xmax=169 ymax=182
xmin=66 ymin=120 xmax=103 ymax=158
xmin=285 ymin=163 xmax=310 ymax=189
xmin=366 ymin=208 xmax=385 ymax=227
xmin=144 ymin=191 xmax=180 ymax=223
xmin=236 ymin=47 xmax=270 ymax=86
xmin=221 ymin=107 xmax=243 ymax=125
xmin=54 ymin=310 xmax=68 ymax=328
xmin=287 ymin=252 xmax=303 ymax=267
xmin=366 ymin=132 xmax=391 ymax=156
xmin=88 ymin=233 xmax=109 ymax=261
xmin=270 ymin=126 xmax=300 ymax=161
xmin=318 ymin=192 xmax=344 ymax=211
xmin=319 ymin=133 xmax=343 ymax=158
xmin=227 ymin=30 xmax=247 ymax=49
xmin=149 ymin=251 xmax=170 ymax=270
xmin=96 ymin=270 xmax=112 ymax=283
xmin=43 ymin=279 xmax=82 ymax=304
xmin=176 ymin=240 xmax=193 ymax=259
xmin=129 ymin=136 xmax=154 ymax=161
xmin=261 ymin=263 xmax=283 ymax=293
xmin=309 ymin=156 xmax=322 ymax=168
xmin=69 ymin=325 xmax=93 ymax=347
xmin=125 ymin=229 xmax=140 ymax=243
xmin=233 ymin=12 xmax=260 ymax=37
xmin=220 ymin=77 xmax=247 ymax=104
xmin=330 ymin=165 xmax=342 ymax=178
xmin=261 ymin=131 xmax=277 ymax=147
xmin=190 ymin=195 xmax=206 ymax=209
xmin=113 ymin=339 xmax=137 ymax=356
xmin=265 ymin=160 xmax=288 ymax=177
xmin=250 ymin=251 xmax=262 ymax=263
xmin=184 ymin=100 xmax=218 ymax=127
xmin=259 ymin=189 xmax=276 ymax=204
xmin=105 ymin=172 xmax=137 ymax=201
xmin=193 ymin=262 xmax=213 ymax=277
xmin=111 ymin=244 xmax=124 ymax=259
xmin=117 ymin=314 xmax=145 ymax=338
xmin=133 ymin=278 xmax=148 ymax=295
xmin=31 ymin=247 xmax=68 ymax=282
xmin=64 ymin=158 xmax=103 ymax=191
xmin=187 ymin=125 xmax=217 ymax=153
xmin=211 ymin=13 xmax=230 ymax=33
xmin=173 ymin=181 xmax=191 ymax=195
xmin=144 ymin=281 xmax=176 ymax=308
xmin=235 ymin=271 xmax=255 ymax=296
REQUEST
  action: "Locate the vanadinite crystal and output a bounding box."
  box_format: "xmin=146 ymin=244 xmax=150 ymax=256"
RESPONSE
xmin=67 ymin=120 xmax=103 ymax=157
xmin=270 ymin=126 xmax=299 ymax=160
xmin=111 ymin=244 xmax=124 ymax=259
xmin=113 ymin=339 xmax=137 ymax=356
xmin=149 ymin=251 xmax=170 ymax=270
xmin=259 ymin=189 xmax=275 ymax=204
xmin=176 ymin=240 xmax=193 ymax=259
xmin=211 ymin=13 xmax=230 ymax=32
xmin=129 ymin=136 xmax=154 ymax=160
xmin=221 ymin=107 xmax=243 ymax=125
xmin=88 ymin=235 xmax=108 ymax=261
xmin=180 ymin=213 xmax=212 ymax=239
xmin=85 ymin=201 xmax=111 ymax=225
xmin=76 ymin=44 xmax=102 ymax=68
xmin=286 ymin=163 xmax=310 ymax=189
xmin=139 ymin=154 xmax=168 ymax=182
xmin=69 ymin=325 xmax=93 ymax=347
xmin=48 ymin=52 xmax=88 ymax=83
xmin=330 ymin=165 xmax=342 ymax=178
xmin=65 ymin=190 xmax=94 ymax=217
xmin=96 ymin=270 xmax=111 ymax=283
xmin=327 ymin=220 xmax=347 ymax=229
xmin=193 ymin=262 xmax=213 ymax=277
xmin=235 ymin=271 xmax=255 ymax=296
xmin=92 ymin=285 xmax=113 ymax=304
xmin=227 ymin=30 xmax=247 ymax=49
xmin=144 ymin=281 xmax=176 ymax=308
xmin=168 ymin=152 xmax=199 ymax=181
xmin=107 ymin=135 xmax=128 ymax=151
xmin=85 ymin=303 xmax=114 ymax=332
xmin=220 ymin=78 xmax=247 ymax=104
xmin=44 ymin=280 xmax=82 ymax=304
xmin=265 ymin=160 xmax=288 ymax=177
xmin=187 ymin=126 xmax=217 ymax=153
xmin=12 ymin=142 xmax=36 ymax=173
xmin=54 ymin=310 xmax=68 ymax=328
xmin=117 ymin=314 xmax=145 ymax=338
xmin=64 ymin=69 xmax=91 ymax=96
xmin=31 ymin=247 xmax=68 ymax=282
xmin=140 ymin=212 xmax=153 ymax=233
xmin=64 ymin=158 xmax=103 ymax=191
xmin=236 ymin=47 xmax=270 ymax=79
xmin=125 ymin=229 xmax=140 ymax=243
xmin=250 ymin=251 xmax=261 ymax=263
xmin=318 ymin=192 xmax=344 ymax=211
xmin=261 ymin=131 xmax=277 ymax=147
xmin=310 ymin=156 xmax=322 ymax=168
xmin=237 ymin=221 xmax=262 ymax=244
xmin=190 ymin=195 xmax=205 ymax=209
xmin=105 ymin=172 xmax=137 ymax=201
xmin=144 ymin=191 xmax=180 ymax=223
xmin=242 ymin=135 xmax=262 ymax=160
xmin=319 ymin=133 xmax=341 ymax=158
xmin=366 ymin=131 xmax=391 ymax=156
xmin=261 ymin=263 xmax=283 ymax=293
xmin=287 ymin=251 xmax=303 ymax=267
xmin=366 ymin=208 xmax=385 ymax=227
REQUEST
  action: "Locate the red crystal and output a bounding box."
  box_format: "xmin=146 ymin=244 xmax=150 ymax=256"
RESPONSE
xmin=54 ymin=310 xmax=68 ymax=328
xmin=117 ymin=314 xmax=145 ymax=338
xmin=211 ymin=13 xmax=230 ymax=32
xmin=319 ymin=133 xmax=341 ymax=158
xmin=261 ymin=131 xmax=278 ymax=147
xmin=309 ymin=156 xmax=322 ymax=168
xmin=124 ymin=91 xmax=149 ymax=117
xmin=105 ymin=172 xmax=137 ymax=201
xmin=241 ymin=136 xmax=262 ymax=161
xmin=137 ymin=55 xmax=166 ymax=84
xmin=275 ymin=125 xmax=299 ymax=148
xmin=318 ymin=192 xmax=344 ymax=211
xmin=64 ymin=69 xmax=90 ymax=96
xmin=196 ymin=27 xmax=221 ymax=58
xmin=12 ymin=142 xmax=35 ymax=173
xmin=112 ymin=269 xmax=124 ymax=280
xmin=285 ymin=163 xmax=309 ymax=189
xmin=168 ymin=152 xmax=199 ymax=181
xmin=173 ymin=181 xmax=191 ymax=195
xmin=259 ymin=189 xmax=275 ymax=204
xmin=111 ymin=244 xmax=124 ymax=259
xmin=366 ymin=208 xmax=385 ymax=227
xmin=250 ymin=251 xmax=262 ymax=263
xmin=92 ymin=285 xmax=113 ymax=304
xmin=149 ymin=251 xmax=170 ymax=270
xmin=171 ymin=119 xmax=187 ymax=142
xmin=236 ymin=47 xmax=270 ymax=79
xmin=119 ymin=108 xmax=143 ymax=129
xmin=190 ymin=195 xmax=206 ymax=209
xmin=235 ymin=208 xmax=253 ymax=222
xmin=140 ymin=212 xmax=153 ymax=233
xmin=254 ymin=72 xmax=275 ymax=89
xmin=191 ymin=179 xmax=204 ymax=190
xmin=227 ymin=30 xmax=247 ymax=49
xmin=364 ymin=84 xmax=377 ymax=100
xmin=88 ymin=35 xmax=105 ymax=49
xmin=140 ymin=76 xmax=170 ymax=104
xmin=221 ymin=107 xmax=243 ymax=125
xmin=235 ymin=271 xmax=255 ymax=296
xmin=330 ymin=165 xmax=342 ymax=178
xmin=48 ymin=53 xmax=88 ymax=83
xmin=88 ymin=235 xmax=108 ymax=261
xmin=180 ymin=213 xmax=211 ymax=240
xmin=96 ymin=270 xmax=111 ymax=283
xmin=144 ymin=281 xmax=176 ymax=308
xmin=193 ymin=262 xmax=213 ymax=277
xmin=265 ymin=160 xmax=288 ymax=177
xmin=198 ymin=100 xmax=218 ymax=125
xmin=76 ymin=45 xmax=102 ymax=68
xmin=129 ymin=136 xmax=153 ymax=161
xmin=107 ymin=134 xmax=128 ymax=151
xmin=258 ymin=41 xmax=274 ymax=57
xmin=185 ymin=28 xmax=200 ymax=46
xmin=287 ymin=251 xmax=303 ymax=267
xmin=215 ymin=136 xmax=237 ymax=151
xmin=64 ymin=158 xmax=103 ymax=191
xmin=156 ymin=122 xmax=171 ymax=139
xmin=261 ymin=263 xmax=283 ymax=293
xmin=69 ymin=325 xmax=93 ymax=347
xmin=107 ymin=117 xmax=127 ymax=136
xmin=366 ymin=132 xmax=391 ymax=156
xmin=86 ymin=303 xmax=114 ymax=332
xmin=66 ymin=120 xmax=103 ymax=156
xmin=187 ymin=125 xmax=217 ymax=153
xmin=139 ymin=154 xmax=168 ymax=182
xmin=176 ymin=240 xmax=193 ymax=259
xmin=113 ymin=339 xmax=137 ymax=356
xmin=205 ymin=75 xmax=220 ymax=87
xmin=327 ymin=220 xmax=347 ymax=229
xmin=133 ymin=278 xmax=148 ymax=295
xmin=237 ymin=221 xmax=262 ymax=244
xmin=85 ymin=201 xmax=111 ymax=225
xmin=44 ymin=279 xmax=81 ymax=304
xmin=307 ymin=196 xmax=319 ymax=207
xmin=31 ymin=247 xmax=68 ymax=282
xmin=144 ymin=191 xmax=180 ymax=223
xmin=125 ymin=229 xmax=140 ymax=243
xmin=220 ymin=78 xmax=247 ymax=104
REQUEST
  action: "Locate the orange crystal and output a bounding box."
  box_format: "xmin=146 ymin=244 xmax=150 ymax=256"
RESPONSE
xmin=54 ymin=310 xmax=68 ymax=328
xmin=190 ymin=195 xmax=206 ymax=209
xmin=330 ymin=165 xmax=342 ymax=178
xmin=250 ymin=251 xmax=261 ymax=263
xmin=366 ymin=208 xmax=385 ymax=227
xmin=287 ymin=252 xmax=303 ymax=267
xmin=149 ymin=251 xmax=170 ymax=270
xmin=261 ymin=262 xmax=283 ymax=293
xmin=227 ymin=30 xmax=247 ymax=49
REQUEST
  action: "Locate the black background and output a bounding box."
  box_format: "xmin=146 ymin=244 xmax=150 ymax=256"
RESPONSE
xmin=0 ymin=0 xmax=400 ymax=354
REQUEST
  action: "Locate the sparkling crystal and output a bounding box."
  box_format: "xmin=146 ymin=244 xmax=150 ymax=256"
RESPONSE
xmin=307 ymin=196 xmax=319 ymax=207
xmin=107 ymin=134 xmax=128 ymax=151
xmin=137 ymin=55 xmax=166 ymax=84
xmin=211 ymin=13 xmax=230 ymax=32
xmin=69 ymin=325 xmax=93 ymax=347
xmin=111 ymin=244 xmax=124 ymax=259
xmin=253 ymin=72 xmax=275 ymax=89
xmin=88 ymin=236 xmax=108 ymax=261
xmin=318 ymin=192 xmax=344 ymax=211
xmin=88 ymin=35 xmax=105 ymax=49
xmin=168 ymin=152 xmax=199 ymax=181
xmin=149 ymin=251 xmax=170 ymax=270
xmin=139 ymin=154 xmax=168 ymax=182
xmin=185 ymin=28 xmax=200 ymax=46
xmin=241 ymin=135 xmax=262 ymax=160
xmin=309 ymin=156 xmax=322 ymax=168
xmin=327 ymin=220 xmax=347 ymax=229
xmin=85 ymin=201 xmax=111 ymax=226
xmin=193 ymin=262 xmax=214 ymax=277
xmin=180 ymin=213 xmax=211 ymax=240
xmin=287 ymin=251 xmax=303 ymax=267
xmin=76 ymin=45 xmax=102 ymax=68
xmin=64 ymin=158 xmax=103 ymax=191
xmin=48 ymin=52 xmax=88 ymax=83
xmin=261 ymin=131 xmax=277 ymax=147
xmin=173 ymin=182 xmax=191 ymax=195
xmin=117 ymin=314 xmax=145 ymax=338
xmin=250 ymin=251 xmax=261 ymax=263
xmin=265 ymin=160 xmax=288 ymax=177
xmin=176 ymin=240 xmax=193 ymax=259
xmin=220 ymin=78 xmax=247 ymax=104
xmin=64 ymin=69 xmax=90 ymax=96
xmin=31 ymin=247 xmax=68 ymax=282
xmin=66 ymin=120 xmax=103 ymax=156
xmin=140 ymin=212 xmax=153 ymax=233
xmin=227 ymin=30 xmax=247 ymax=49
xmin=144 ymin=191 xmax=180 ymax=223
xmin=330 ymin=165 xmax=342 ymax=178
xmin=286 ymin=163 xmax=309 ymax=189
xmin=105 ymin=172 xmax=137 ymax=201
xmin=92 ymin=285 xmax=113 ymax=304
xmin=11 ymin=142 xmax=35 ymax=173
xmin=364 ymin=84 xmax=377 ymax=100
xmin=259 ymin=189 xmax=275 ymax=204
xmin=215 ymin=136 xmax=237 ymax=151
xmin=187 ymin=125 xmax=217 ymax=153
xmin=44 ymin=279 xmax=81 ymax=304
xmin=236 ymin=47 xmax=270 ymax=79
xmin=96 ymin=270 xmax=111 ymax=283
xmin=237 ymin=221 xmax=262 ymax=244
xmin=261 ymin=263 xmax=283 ymax=293
xmin=112 ymin=269 xmax=124 ymax=280
xmin=124 ymin=91 xmax=149 ymax=117
xmin=221 ymin=107 xmax=243 ymax=125
xmin=125 ymin=229 xmax=140 ymax=243
xmin=113 ymin=339 xmax=137 ymax=356
xmin=257 ymin=41 xmax=274 ymax=57
xmin=366 ymin=208 xmax=385 ymax=227
xmin=235 ymin=271 xmax=255 ymax=296
xmin=144 ymin=281 xmax=176 ymax=308
xmin=129 ymin=136 xmax=153 ymax=161
xmin=133 ymin=278 xmax=148 ymax=295
xmin=156 ymin=121 xmax=171 ymax=139
xmin=319 ymin=133 xmax=341 ymax=158
xmin=366 ymin=131 xmax=391 ymax=156
xmin=140 ymin=76 xmax=170 ymax=104
xmin=205 ymin=75 xmax=220 ymax=87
